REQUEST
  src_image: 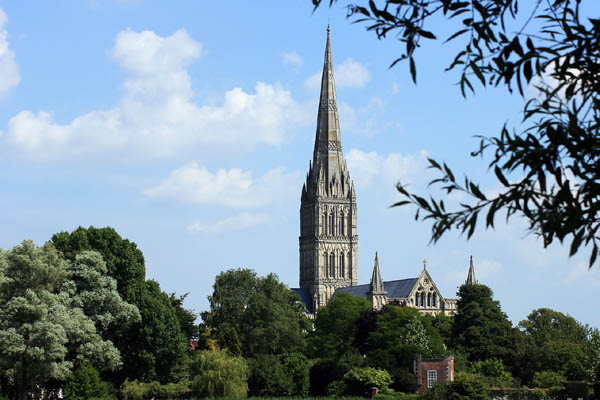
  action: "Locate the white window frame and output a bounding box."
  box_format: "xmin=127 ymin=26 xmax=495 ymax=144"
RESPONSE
xmin=427 ymin=370 xmax=437 ymax=388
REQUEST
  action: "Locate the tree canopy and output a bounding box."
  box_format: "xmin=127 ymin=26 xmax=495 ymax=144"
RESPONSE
xmin=311 ymin=0 xmax=600 ymax=266
xmin=202 ymin=268 xmax=309 ymax=358
xmin=451 ymin=284 xmax=514 ymax=362
xmin=0 ymin=242 xmax=136 ymax=400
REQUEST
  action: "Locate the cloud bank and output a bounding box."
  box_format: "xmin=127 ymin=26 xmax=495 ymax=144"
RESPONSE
xmin=3 ymin=29 xmax=307 ymax=160
xmin=144 ymin=162 xmax=300 ymax=208
xmin=0 ymin=7 xmax=20 ymax=100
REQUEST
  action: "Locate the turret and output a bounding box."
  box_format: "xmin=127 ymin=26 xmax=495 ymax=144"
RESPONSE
xmin=465 ymin=255 xmax=477 ymax=285
xmin=368 ymin=252 xmax=387 ymax=310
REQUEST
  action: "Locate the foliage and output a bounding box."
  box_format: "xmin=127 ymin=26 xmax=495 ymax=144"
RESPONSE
xmin=471 ymin=358 xmax=515 ymax=388
xmin=120 ymin=379 xmax=191 ymax=400
xmin=0 ymin=242 xmax=128 ymax=400
xmin=531 ymin=370 xmax=566 ymax=399
xmin=52 ymin=226 xmax=189 ymax=384
xmin=247 ymin=352 xmax=310 ymax=397
xmin=343 ymin=367 xmax=392 ymax=395
xmin=190 ymin=349 xmax=249 ymax=399
xmin=374 ymin=392 xmax=419 ymax=400
xmin=310 ymin=292 xmax=372 ymax=358
xmin=518 ymin=308 xmax=590 ymax=381
xmin=129 ymin=280 xmax=189 ymax=383
xmin=451 ymin=284 xmax=514 ymax=362
xmin=63 ymin=363 xmax=115 ymax=400
xmin=312 ymin=0 xmax=600 ymax=266
xmin=421 ymin=371 xmax=490 ymax=400
xmin=169 ymin=292 xmax=198 ymax=340
xmin=202 ymin=269 xmax=309 ymax=358
xmin=52 ymin=226 xmax=145 ymax=303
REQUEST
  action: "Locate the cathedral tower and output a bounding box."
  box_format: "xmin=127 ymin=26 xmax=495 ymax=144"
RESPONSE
xmin=299 ymin=27 xmax=358 ymax=311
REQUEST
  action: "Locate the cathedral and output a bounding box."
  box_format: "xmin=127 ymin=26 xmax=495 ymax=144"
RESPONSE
xmin=292 ymin=28 xmax=477 ymax=316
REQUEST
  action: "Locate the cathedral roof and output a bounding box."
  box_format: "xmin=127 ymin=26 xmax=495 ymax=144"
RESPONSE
xmin=291 ymin=287 xmax=314 ymax=314
xmin=336 ymin=278 xmax=419 ymax=300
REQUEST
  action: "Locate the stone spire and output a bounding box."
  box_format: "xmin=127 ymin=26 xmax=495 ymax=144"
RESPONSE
xmin=312 ymin=26 xmax=348 ymax=188
xmin=370 ymin=252 xmax=385 ymax=293
xmin=299 ymin=27 xmax=358 ymax=311
xmin=368 ymin=252 xmax=387 ymax=310
xmin=466 ymin=255 xmax=477 ymax=285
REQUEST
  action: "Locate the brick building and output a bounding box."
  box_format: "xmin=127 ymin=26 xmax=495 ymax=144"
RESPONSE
xmin=414 ymin=354 xmax=454 ymax=395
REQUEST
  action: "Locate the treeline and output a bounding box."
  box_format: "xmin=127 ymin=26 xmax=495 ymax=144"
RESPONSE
xmin=1 ymin=227 xmax=599 ymax=400
xmin=199 ymin=271 xmax=600 ymax=399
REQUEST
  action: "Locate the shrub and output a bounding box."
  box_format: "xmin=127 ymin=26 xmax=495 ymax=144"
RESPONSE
xmin=530 ymin=370 xmax=567 ymax=400
xmin=420 ymin=371 xmax=489 ymax=400
xmin=190 ymin=349 xmax=249 ymax=399
xmin=120 ymin=380 xmax=191 ymax=400
xmin=344 ymin=367 xmax=392 ymax=395
xmin=63 ymin=363 xmax=115 ymax=400
xmin=374 ymin=391 xmax=418 ymax=400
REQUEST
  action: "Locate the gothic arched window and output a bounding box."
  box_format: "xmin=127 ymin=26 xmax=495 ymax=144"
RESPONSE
xmin=433 ymin=293 xmax=437 ymax=307
xmin=427 ymin=293 xmax=431 ymax=307
xmin=329 ymin=214 xmax=335 ymax=235
xmin=329 ymin=253 xmax=335 ymax=277
xmin=415 ymin=292 xmax=419 ymax=307
xmin=339 ymin=213 xmax=344 ymax=235
xmin=340 ymin=253 xmax=345 ymax=277
xmin=421 ymin=292 xmax=425 ymax=308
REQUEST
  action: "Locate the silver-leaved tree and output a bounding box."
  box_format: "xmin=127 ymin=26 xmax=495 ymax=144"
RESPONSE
xmin=0 ymin=241 xmax=139 ymax=400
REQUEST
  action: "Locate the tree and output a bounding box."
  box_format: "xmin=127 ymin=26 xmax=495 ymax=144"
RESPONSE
xmin=311 ymin=0 xmax=600 ymax=266
xmin=451 ymin=284 xmax=514 ymax=362
xmin=421 ymin=371 xmax=490 ymax=400
xmin=52 ymin=226 xmax=145 ymax=303
xmin=52 ymin=227 xmax=190 ymax=384
xmin=63 ymin=363 xmax=114 ymax=400
xmin=517 ymin=308 xmax=590 ymax=382
xmin=247 ymin=352 xmax=310 ymax=397
xmin=0 ymin=242 xmax=127 ymax=400
xmin=309 ymin=292 xmax=372 ymax=358
xmin=189 ymin=350 xmax=249 ymax=399
xmin=532 ymin=370 xmax=567 ymax=400
xmin=344 ymin=367 xmax=392 ymax=395
xmin=202 ymin=269 xmax=309 ymax=358
xmin=169 ymin=292 xmax=198 ymax=341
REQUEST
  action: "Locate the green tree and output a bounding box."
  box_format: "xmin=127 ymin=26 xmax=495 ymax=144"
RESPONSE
xmin=344 ymin=367 xmax=392 ymax=395
xmin=247 ymin=352 xmax=310 ymax=397
xmin=532 ymin=370 xmax=567 ymax=400
xmin=190 ymin=350 xmax=249 ymax=399
xmin=127 ymin=280 xmax=188 ymax=383
xmin=471 ymin=359 xmax=515 ymax=388
xmin=309 ymin=292 xmax=372 ymax=358
xmin=63 ymin=363 xmax=114 ymax=400
xmin=451 ymin=284 xmax=514 ymax=362
xmin=421 ymin=371 xmax=490 ymax=400
xmin=0 ymin=242 xmax=126 ymax=400
xmin=312 ymin=0 xmax=600 ymax=266
xmin=202 ymin=269 xmax=308 ymax=358
xmin=52 ymin=226 xmax=145 ymax=303
xmin=169 ymin=292 xmax=198 ymax=341
xmin=518 ymin=308 xmax=589 ymax=381
xmin=52 ymin=226 xmax=189 ymax=384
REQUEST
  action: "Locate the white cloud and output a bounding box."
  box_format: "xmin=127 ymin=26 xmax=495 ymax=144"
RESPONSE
xmin=562 ymin=260 xmax=600 ymax=286
xmin=3 ymin=29 xmax=307 ymax=160
xmin=305 ymin=58 xmax=370 ymax=91
xmin=0 ymin=7 xmax=20 ymax=100
xmin=188 ymin=212 xmax=270 ymax=234
xmin=282 ymin=52 xmax=303 ymax=69
xmin=144 ymin=162 xmax=300 ymax=208
xmin=345 ymin=148 xmax=429 ymax=189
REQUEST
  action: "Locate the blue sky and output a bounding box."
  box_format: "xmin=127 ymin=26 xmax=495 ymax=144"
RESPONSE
xmin=1 ymin=0 xmax=599 ymax=329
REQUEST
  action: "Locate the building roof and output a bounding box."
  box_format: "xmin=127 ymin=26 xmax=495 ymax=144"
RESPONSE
xmin=291 ymin=287 xmax=313 ymax=314
xmin=336 ymin=278 xmax=419 ymax=300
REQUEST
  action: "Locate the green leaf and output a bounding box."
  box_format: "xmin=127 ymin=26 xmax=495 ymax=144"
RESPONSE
xmin=409 ymin=56 xmax=417 ymax=83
